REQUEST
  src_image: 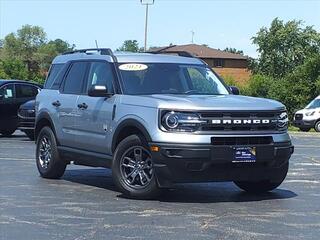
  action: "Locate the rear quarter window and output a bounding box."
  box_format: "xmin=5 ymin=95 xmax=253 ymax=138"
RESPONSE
xmin=44 ymin=64 xmax=64 ymax=89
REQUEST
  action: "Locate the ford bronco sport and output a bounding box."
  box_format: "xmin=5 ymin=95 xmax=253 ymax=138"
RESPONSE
xmin=35 ymin=48 xmax=294 ymax=199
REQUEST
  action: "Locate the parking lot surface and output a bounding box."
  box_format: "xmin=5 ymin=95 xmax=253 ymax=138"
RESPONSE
xmin=0 ymin=132 xmax=320 ymax=240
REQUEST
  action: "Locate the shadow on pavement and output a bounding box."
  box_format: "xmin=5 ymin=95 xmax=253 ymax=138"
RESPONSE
xmin=63 ymin=168 xmax=297 ymax=203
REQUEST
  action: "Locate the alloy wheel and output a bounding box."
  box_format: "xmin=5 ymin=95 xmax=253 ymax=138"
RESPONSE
xmin=38 ymin=136 xmax=52 ymax=169
xmin=120 ymin=146 xmax=154 ymax=189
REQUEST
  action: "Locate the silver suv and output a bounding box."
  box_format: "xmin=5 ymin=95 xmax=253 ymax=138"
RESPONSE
xmin=35 ymin=48 xmax=294 ymax=199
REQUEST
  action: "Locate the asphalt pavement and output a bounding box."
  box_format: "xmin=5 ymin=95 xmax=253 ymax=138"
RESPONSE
xmin=0 ymin=131 xmax=319 ymax=240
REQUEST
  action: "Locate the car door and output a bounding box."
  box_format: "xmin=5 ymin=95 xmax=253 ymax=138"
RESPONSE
xmin=75 ymin=61 xmax=116 ymax=154
xmin=56 ymin=61 xmax=88 ymax=148
xmin=0 ymin=83 xmax=17 ymax=130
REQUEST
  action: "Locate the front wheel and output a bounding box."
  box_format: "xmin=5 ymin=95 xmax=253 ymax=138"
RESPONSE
xmin=112 ymin=134 xmax=160 ymax=199
xmin=36 ymin=126 xmax=66 ymax=179
xmin=314 ymin=121 xmax=320 ymax=132
xmin=234 ymin=163 xmax=288 ymax=193
xmin=299 ymin=127 xmax=310 ymax=132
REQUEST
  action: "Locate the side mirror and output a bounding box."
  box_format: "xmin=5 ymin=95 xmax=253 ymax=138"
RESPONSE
xmin=88 ymin=85 xmax=112 ymax=97
xmin=229 ymin=86 xmax=240 ymax=95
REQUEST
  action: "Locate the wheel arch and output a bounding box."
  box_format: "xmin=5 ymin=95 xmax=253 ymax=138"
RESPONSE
xmin=35 ymin=112 xmax=56 ymax=141
xmin=112 ymin=119 xmax=152 ymax=153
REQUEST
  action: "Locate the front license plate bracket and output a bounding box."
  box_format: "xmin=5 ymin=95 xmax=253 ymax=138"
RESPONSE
xmin=233 ymin=147 xmax=256 ymax=163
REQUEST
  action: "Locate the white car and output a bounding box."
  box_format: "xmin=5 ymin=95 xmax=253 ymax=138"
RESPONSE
xmin=293 ymin=96 xmax=320 ymax=132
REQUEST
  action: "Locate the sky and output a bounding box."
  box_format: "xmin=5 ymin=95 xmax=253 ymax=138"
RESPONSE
xmin=0 ymin=0 xmax=319 ymax=57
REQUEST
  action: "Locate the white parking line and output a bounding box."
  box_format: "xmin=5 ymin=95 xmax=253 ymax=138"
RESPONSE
xmin=0 ymin=157 xmax=34 ymax=161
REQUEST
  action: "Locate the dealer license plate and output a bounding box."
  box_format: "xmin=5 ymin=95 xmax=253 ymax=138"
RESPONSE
xmin=233 ymin=147 xmax=256 ymax=163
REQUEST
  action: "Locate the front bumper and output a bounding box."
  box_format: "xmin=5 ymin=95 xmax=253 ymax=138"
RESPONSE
xmin=293 ymin=119 xmax=315 ymax=128
xmin=149 ymin=140 xmax=294 ymax=187
xmin=17 ymin=115 xmax=35 ymax=130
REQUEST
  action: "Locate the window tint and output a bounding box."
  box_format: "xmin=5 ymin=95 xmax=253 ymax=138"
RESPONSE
xmin=45 ymin=64 xmax=64 ymax=89
xmin=16 ymin=84 xmax=39 ymax=98
xmin=0 ymin=84 xmax=15 ymax=99
xmin=86 ymin=62 xmax=114 ymax=93
xmin=306 ymin=99 xmax=320 ymax=109
xmin=63 ymin=62 xmax=87 ymax=94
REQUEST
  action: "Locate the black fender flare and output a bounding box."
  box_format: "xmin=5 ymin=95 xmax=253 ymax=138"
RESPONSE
xmin=35 ymin=112 xmax=56 ymax=139
xmin=112 ymin=119 xmax=152 ymax=152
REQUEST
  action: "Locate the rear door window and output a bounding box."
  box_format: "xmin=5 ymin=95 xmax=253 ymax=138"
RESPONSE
xmin=62 ymin=62 xmax=88 ymax=94
xmin=0 ymin=84 xmax=15 ymax=100
xmin=16 ymin=84 xmax=39 ymax=98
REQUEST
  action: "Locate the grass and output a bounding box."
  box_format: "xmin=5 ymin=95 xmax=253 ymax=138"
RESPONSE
xmin=288 ymin=125 xmax=316 ymax=132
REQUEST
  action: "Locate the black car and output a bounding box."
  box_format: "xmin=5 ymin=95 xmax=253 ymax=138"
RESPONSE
xmin=18 ymin=100 xmax=36 ymax=140
xmin=0 ymin=80 xmax=42 ymax=137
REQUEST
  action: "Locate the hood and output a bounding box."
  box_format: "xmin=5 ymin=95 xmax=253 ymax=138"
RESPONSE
xmin=20 ymin=100 xmax=35 ymax=109
xmin=119 ymin=94 xmax=285 ymax=111
xmin=295 ymin=108 xmax=318 ymax=115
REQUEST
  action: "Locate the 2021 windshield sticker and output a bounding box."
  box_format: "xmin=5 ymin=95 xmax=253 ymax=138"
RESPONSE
xmin=119 ymin=63 xmax=148 ymax=71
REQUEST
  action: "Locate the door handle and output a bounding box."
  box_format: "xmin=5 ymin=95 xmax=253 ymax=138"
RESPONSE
xmin=52 ymin=100 xmax=61 ymax=107
xmin=77 ymin=103 xmax=88 ymax=109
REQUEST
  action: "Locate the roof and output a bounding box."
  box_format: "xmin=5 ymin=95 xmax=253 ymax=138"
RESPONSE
xmin=0 ymin=79 xmax=42 ymax=87
xmin=149 ymin=44 xmax=248 ymax=60
xmin=53 ymin=52 xmax=204 ymax=65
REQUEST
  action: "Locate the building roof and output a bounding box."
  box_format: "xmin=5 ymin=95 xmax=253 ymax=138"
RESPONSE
xmin=149 ymin=44 xmax=248 ymax=60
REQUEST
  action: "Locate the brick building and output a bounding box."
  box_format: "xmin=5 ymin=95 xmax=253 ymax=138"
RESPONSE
xmin=149 ymin=44 xmax=251 ymax=84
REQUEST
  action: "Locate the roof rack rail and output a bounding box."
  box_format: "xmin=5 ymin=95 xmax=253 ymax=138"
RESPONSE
xmin=62 ymin=48 xmax=113 ymax=56
xmin=147 ymin=50 xmax=194 ymax=58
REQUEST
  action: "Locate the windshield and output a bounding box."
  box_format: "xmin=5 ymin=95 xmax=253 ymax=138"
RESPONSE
xmin=306 ymin=98 xmax=320 ymax=109
xmin=118 ymin=63 xmax=229 ymax=95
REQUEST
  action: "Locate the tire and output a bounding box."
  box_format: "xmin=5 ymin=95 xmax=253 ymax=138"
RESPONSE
xmin=112 ymin=134 xmax=160 ymax=199
xmin=36 ymin=126 xmax=66 ymax=179
xmin=24 ymin=130 xmax=35 ymax=141
xmin=0 ymin=129 xmax=15 ymax=137
xmin=299 ymin=128 xmax=310 ymax=132
xmin=234 ymin=163 xmax=289 ymax=193
xmin=314 ymin=121 xmax=320 ymax=132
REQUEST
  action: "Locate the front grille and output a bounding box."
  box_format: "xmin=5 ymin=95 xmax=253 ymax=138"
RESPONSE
xmin=211 ymin=136 xmax=273 ymax=145
xmin=198 ymin=111 xmax=279 ymax=132
xmin=295 ymin=113 xmax=303 ymax=120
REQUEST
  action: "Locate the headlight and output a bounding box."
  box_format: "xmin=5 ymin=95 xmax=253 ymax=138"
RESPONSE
xmin=277 ymin=112 xmax=289 ymax=130
xmin=305 ymin=111 xmax=315 ymax=116
xmin=161 ymin=111 xmax=206 ymax=132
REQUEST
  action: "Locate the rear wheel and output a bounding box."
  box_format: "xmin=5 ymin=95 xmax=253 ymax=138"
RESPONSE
xmin=112 ymin=134 xmax=160 ymax=199
xmin=234 ymin=163 xmax=288 ymax=193
xmin=314 ymin=121 xmax=320 ymax=132
xmin=36 ymin=126 xmax=66 ymax=179
xmin=0 ymin=129 xmax=15 ymax=137
xmin=299 ymin=127 xmax=310 ymax=132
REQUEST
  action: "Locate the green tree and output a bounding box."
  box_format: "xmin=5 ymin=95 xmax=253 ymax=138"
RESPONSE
xmin=0 ymin=59 xmax=28 ymax=80
xmin=117 ymin=40 xmax=141 ymax=52
xmin=36 ymin=38 xmax=74 ymax=70
xmin=1 ymin=25 xmax=74 ymax=82
xmin=252 ymin=18 xmax=320 ymax=78
xmin=224 ymin=47 xmax=244 ymax=55
xmin=2 ymin=25 xmax=47 ymax=76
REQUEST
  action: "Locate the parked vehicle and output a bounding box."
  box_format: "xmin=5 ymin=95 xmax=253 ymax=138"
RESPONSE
xmin=18 ymin=100 xmax=36 ymax=140
xmin=0 ymin=80 xmax=42 ymax=137
xmin=35 ymin=48 xmax=293 ymax=199
xmin=293 ymin=96 xmax=320 ymax=132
